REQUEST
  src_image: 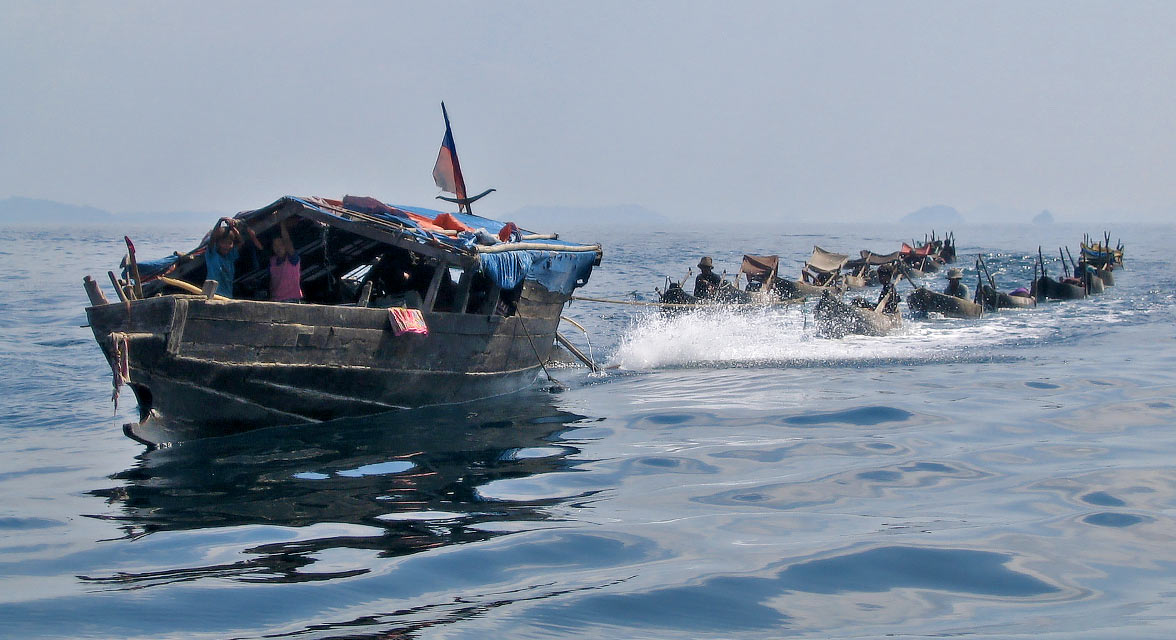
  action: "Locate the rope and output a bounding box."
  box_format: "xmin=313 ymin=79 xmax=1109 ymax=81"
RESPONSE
xmin=516 ymin=314 xmax=563 ymax=390
xmin=569 ymin=295 xmax=804 ymax=309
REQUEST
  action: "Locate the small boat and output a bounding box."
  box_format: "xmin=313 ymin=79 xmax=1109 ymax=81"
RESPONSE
xmin=83 ymin=108 xmax=602 ymax=446
xmin=1080 ymin=235 xmax=1124 ymax=268
xmin=1034 ymin=247 xmax=1086 ymax=301
xmin=657 ymin=254 xmax=800 ymax=312
xmin=1035 ymin=275 xmax=1085 ymax=300
xmin=844 ymin=250 xmax=902 ymax=288
xmin=901 ymin=242 xmax=943 ymax=273
xmin=978 ymin=284 xmax=1035 ymax=309
xmin=906 ymin=287 xmax=983 ymax=319
xmin=813 ymin=291 xmax=902 ymax=338
xmin=658 ymin=279 xmax=757 ymax=311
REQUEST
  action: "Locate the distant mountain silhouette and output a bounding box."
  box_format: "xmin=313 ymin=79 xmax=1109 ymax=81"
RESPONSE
xmin=504 ymin=204 xmax=669 ymax=230
xmin=0 ymin=196 xmax=115 ymax=223
xmin=0 ymin=197 xmax=219 ymax=226
xmin=1032 ymin=210 xmax=1054 ymax=224
xmin=900 ymin=204 xmax=965 ymax=225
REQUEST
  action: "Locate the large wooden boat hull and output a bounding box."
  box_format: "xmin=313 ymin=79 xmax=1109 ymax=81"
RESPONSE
xmin=87 ymin=284 xmax=569 ymax=444
xmin=813 ymin=294 xmax=902 ymax=338
xmin=1036 ymin=276 xmax=1085 ymax=300
xmin=906 ymin=287 xmax=983 ymax=319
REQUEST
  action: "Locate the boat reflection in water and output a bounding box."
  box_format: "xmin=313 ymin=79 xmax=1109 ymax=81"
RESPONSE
xmin=83 ymin=392 xmax=591 ymax=587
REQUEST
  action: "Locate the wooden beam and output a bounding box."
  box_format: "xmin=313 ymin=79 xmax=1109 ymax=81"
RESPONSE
xmin=422 ymin=261 xmax=446 ymax=311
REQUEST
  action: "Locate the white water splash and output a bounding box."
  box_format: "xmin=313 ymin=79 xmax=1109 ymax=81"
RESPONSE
xmin=611 ymin=303 xmax=1061 ymax=370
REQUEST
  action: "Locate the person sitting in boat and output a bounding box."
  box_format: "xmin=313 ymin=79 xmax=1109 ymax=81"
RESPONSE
xmin=694 ymin=257 xmax=722 ymax=299
xmin=875 ymin=264 xmax=900 ymax=313
xmin=269 ymin=218 xmax=302 ymax=303
xmin=206 ymin=217 xmax=262 ymax=298
xmin=944 ymin=268 xmax=969 ymax=300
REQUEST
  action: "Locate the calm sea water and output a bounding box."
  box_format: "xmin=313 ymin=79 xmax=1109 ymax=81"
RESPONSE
xmin=1 ymin=220 xmax=1174 ymax=639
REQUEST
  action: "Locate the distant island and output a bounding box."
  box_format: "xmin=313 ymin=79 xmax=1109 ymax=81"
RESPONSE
xmin=504 ymin=204 xmax=669 ymax=230
xmin=0 ymin=196 xmax=220 ymax=226
xmin=1032 ymin=210 xmax=1054 ymax=224
xmin=900 ymin=204 xmax=965 ymax=225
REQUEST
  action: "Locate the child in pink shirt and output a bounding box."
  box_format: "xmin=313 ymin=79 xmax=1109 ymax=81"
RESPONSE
xmin=270 ymin=219 xmax=303 ymax=302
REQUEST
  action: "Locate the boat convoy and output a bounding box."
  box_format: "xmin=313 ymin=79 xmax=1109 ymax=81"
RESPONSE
xmin=656 ymin=230 xmax=1124 ymax=338
xmin=80 ymin=107 xmax=1126 ymax=447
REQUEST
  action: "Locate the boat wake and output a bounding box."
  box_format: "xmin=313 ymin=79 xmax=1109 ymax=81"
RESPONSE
xmin=610 ymin=303 xmax=1060 ymax=370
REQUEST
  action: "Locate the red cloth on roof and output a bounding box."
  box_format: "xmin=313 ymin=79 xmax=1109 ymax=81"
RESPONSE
xmin=432 ymin=213 xmax=472 ymax=233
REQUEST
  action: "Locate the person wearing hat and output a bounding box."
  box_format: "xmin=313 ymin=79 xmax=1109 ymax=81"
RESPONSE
xmin=694 ymin=256 xmax=722 ymax=299
xmin=944 ymin=268 xmax=969 ymax=300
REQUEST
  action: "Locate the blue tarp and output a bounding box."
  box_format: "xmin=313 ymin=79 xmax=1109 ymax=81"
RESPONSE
xmin=522 ymin=250 xmax=597 ymax=295
xmin=477 ymin=250 xmax=595 ymax=295
xmin=479 ymin=251 xmax=534 ymax=291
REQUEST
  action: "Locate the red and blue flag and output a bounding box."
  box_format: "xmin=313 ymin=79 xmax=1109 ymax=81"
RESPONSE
xmin=432 ymin=102 xmax=468 ymax=205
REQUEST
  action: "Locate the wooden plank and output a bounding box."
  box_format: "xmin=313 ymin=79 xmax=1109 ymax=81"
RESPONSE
xmin=166 ymin=298 xmax=189 ymax=355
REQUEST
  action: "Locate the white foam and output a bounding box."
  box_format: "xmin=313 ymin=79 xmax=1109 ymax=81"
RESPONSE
xmin=611 ymin=303 xmax=1059 ymax=370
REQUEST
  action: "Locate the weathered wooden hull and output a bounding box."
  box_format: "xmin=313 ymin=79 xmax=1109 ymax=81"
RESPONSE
xmin=813 ymin=294 xmax=902 ymax=338
xmin=979 ymin=285 xmax=1035 ymax=309
xmin=87 ymin=283 xmax=569 ymax=444
xmin=1036 ymin=276 xmax=1085 ymax=300
xmin=906 ymin=287 xmax=983 ymax=319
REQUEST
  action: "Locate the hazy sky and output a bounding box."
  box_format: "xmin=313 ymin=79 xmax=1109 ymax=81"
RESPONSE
xmin=3 ymin=1 xmax=1174 ymax=222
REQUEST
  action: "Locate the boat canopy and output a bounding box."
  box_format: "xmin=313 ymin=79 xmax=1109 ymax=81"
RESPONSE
xmin=133 ymin=195 xmax=601 ymax=303
xmin=739 ymin=255 xmax=779 ymax=281
xmin=848 ymin=250 xmax=902 ymax=267
xmin=805 ymin=246 xmax=849 ymax=275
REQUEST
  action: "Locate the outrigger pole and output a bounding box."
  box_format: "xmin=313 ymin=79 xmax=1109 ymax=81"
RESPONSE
xmin=432 ymin=102 xmax=495 ymax=214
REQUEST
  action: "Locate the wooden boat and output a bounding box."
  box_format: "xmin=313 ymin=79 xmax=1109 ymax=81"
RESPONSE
xmin=760 ymin=246 xmax=852 ymax=298
xmin=906 ymin=287 xmax=983 ymax=319
xmin=1035 ymin=275 xmax=1085 ymax=300
xmin=813 ymin=291 xmax=902 ymax=338
xmin=844 ymin=250 xmax=901 ymax=288
xmin=657 ymin=255 xmax=804 ymax=312
xmin=978 ymin=284 xmax=1035 ymax=309
xmin=1080 ymin=239 xmax=1124 ymax=267
xmin=84 ymin=195 xmax=602 ymax=444
xmin=659 ymin=279 xmax=759 ymax=311
xmin=901 ymin=242 xmax=943 ymax=273
xmin=85 ymin=195 xmax=602 ymax=445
